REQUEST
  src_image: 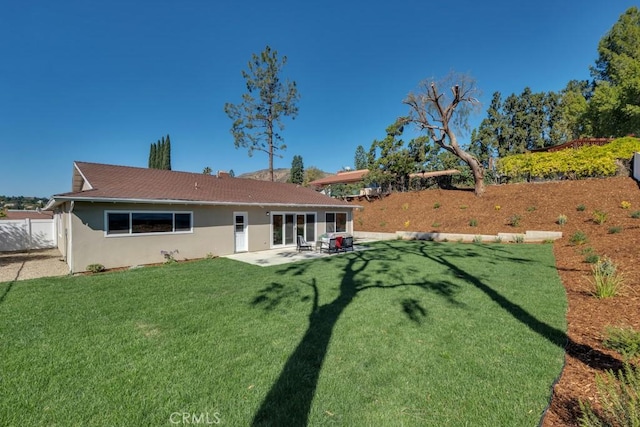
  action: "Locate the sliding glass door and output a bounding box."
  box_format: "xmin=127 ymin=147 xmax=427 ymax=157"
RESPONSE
xmin=272 ymin=212 xmax=316 ymax=247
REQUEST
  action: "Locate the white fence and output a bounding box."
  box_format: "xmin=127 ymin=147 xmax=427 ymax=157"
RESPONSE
xmin=0 ymin=218 xmax=56 ymax=252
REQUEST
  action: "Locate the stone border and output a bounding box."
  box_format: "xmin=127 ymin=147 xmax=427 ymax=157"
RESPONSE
xmin=355 ymin=230 xmax=562 ymax=243
xmin=398 ymin=230 xmax=563 ymax=243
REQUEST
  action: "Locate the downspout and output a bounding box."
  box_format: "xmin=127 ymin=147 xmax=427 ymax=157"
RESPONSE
xmin=67 ymin=201 xmax=75 ymax=274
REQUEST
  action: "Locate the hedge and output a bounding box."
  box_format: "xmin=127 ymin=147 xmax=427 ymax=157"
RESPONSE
xmin=497 ymin=137 xmax=640 ymax=180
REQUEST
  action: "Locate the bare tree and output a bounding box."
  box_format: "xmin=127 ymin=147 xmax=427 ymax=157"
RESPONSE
xmin=403 ymin=73 xmax=485 ymax=196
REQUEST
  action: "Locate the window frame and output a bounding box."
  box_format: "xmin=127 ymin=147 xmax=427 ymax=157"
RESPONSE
xmin=325 ymin=211 xmax=348 ymax=234
xmin=104 ymin=210 xmax=194 ymax=237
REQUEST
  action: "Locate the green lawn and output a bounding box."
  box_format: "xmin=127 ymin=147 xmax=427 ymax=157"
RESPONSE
xmin=0 ymin=241 xmax=567 ymax=426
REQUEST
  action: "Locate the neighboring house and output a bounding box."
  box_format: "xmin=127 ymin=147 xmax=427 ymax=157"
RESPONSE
xmin=309 ymin=169 xmax=370 ymax=188
xmin=45 ymin=162 xmax=357 ymax=273
xmin=309 ymin=168 xmax=460 ymax=200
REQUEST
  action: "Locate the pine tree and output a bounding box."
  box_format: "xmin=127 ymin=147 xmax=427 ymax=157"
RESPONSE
xmin=290 ymin=155 xmax=304 ymax=184
xmin=225 ymin=46 xmax=300 ymax=181
xmin=148 ymin=134 xmax=172 ymax=170
xmin=149 ymin=143 xmax=156 ymax=168
xmin=163 ymin=134 xmax=172 ymax=170
xmin=354 ymin=145 xmax=368 ymax=170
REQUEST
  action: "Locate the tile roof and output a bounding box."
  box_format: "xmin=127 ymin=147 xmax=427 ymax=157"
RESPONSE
xmin=51 ymin=162 xmax=354 ymax=208
xmin=4 ymin=210 xmax=53 ymax=220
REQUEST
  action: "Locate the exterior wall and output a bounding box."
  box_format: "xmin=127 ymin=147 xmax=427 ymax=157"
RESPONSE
xmin=65 ymin=202 xmax=351 ymax=272
xmin=67 ymin=202 xmax=353 ymax=272
xmin=634 ymin=152 xmax=640 ymax=182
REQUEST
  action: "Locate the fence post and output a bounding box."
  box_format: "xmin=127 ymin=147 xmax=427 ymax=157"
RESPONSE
xmin=27 ymin=218 xmax=33 ymax=252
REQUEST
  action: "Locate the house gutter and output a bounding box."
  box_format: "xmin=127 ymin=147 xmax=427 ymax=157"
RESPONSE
xmin=46 ymin=196 xmax=362 ymax=209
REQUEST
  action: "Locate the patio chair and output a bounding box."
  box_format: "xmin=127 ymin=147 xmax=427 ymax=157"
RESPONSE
xmin=335 ymin=235 xmax=343 ymax=252
xmin=323 ymin=237 xmax=338 ymax=254
xmin=342 ymin=236 xmax=354 ymax=252
xmin=297 ymin=235 xmax=313 ymax=252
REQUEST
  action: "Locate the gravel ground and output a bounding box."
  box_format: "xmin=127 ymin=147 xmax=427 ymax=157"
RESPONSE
xmin=0 ymin=249 xmax=69 ymax=282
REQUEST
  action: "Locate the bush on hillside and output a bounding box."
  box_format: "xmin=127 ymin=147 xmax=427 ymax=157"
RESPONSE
xmin=497 ymin=137 xmax=640 ymax=181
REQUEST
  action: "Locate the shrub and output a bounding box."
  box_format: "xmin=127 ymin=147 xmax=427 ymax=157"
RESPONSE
xmin=404 ymin=220 xmax=410 ymax=228
xmin=494 ymin=236 xmax=503 ymax=243
xmin=459 ymin=205 xmax=468 ymax=210
xmin=582 ymin=247 xmax=600 ymax=264
xmin=569 ymin=231 xmax=588 ymax=246
xmin=581 ymin=246 xmax=595 ymax=255
xmin=494 ymin=205 xmax=501 ymax=211
xmin=603 ymin=326 xmax=640 ymax=359
xmin=161 ymin=249 xmax=179 ymax=264
xmin=431 ymin=222 xmax=440 ymax=228
xmin=497 ymin=136 xmax=640 ymax=180
xmin=512 ymin=235 xmax=525 ymax=243
xmin=579 ymin=362 xmax=640 ymax=427
xmin=591 ymin=257 xmax=623 ymax=299
xmin=469 ymin=218 xmax=478 ymax=227
xmin=577 ymin=204 xmax=587 ymax=212
xmin=593 ymin=210 xmax=608 ymax=225
xmin=585 ymin=254 xmax=601 ymax=264
xmin=526 ymin=206 xmax=537 ymax=212
xmin=472 ymin=235 xmax=483 ymax=244
xmin=620 ymin=200 xmax=632 ymax=209
xmin=508 ymin=214 xmax=522 ymax=227
xmin=631 ymin=211 xmax=640 ymax=219
xmin=86 ymin=263 xmax=105 ymax=274
xmin=557 ymin=214 xmax=568 ymax=225
xmin=433 ymin=202 xmax=441 ymax=209
xmin=401 ymin=203 xmax=409 ymax=211
xmin=608 ymin=226 xmax=623 ymax=234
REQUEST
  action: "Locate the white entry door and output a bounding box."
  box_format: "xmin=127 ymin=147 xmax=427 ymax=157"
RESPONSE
xmin=234 ymin=212 xmax=248 ymax=252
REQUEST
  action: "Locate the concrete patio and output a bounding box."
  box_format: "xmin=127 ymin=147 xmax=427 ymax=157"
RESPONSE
xmin=223 ymin=243 xmax=371 ymax=267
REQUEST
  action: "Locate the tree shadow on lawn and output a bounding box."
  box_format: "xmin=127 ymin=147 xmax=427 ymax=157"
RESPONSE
xmin=249 ymin=240 xmax=622 ymax=426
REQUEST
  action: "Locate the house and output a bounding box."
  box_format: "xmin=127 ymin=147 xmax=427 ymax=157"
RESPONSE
xmin=308 ymin=169 xmax=370 ymax=188
xmin=309 ymin=168 xmax=461 ymax=199
xmin=45 ymin=162 xmax=357 ymax=273
xmin=308 ymin=169 xmax=380 ymax=200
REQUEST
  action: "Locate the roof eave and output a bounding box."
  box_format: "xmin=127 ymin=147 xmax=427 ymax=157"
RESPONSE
xmin=47 ymin=195 xmax=357 ymax=209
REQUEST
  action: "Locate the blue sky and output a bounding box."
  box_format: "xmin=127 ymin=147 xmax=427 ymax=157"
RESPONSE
xmin=1 ymin=1 xmax=635 ymax=197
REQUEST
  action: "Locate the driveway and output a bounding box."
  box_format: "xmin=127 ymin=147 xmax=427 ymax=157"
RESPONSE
xmin=0 ymin=249 xmax=69 ymax=282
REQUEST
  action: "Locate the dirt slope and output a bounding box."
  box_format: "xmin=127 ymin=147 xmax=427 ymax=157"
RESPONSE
xmin=352 ymin=176 xmax=640 ymax=426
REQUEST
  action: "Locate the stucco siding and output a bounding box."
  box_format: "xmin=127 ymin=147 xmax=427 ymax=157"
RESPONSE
xmin=67 ymin=202 xmax=353 ymax=272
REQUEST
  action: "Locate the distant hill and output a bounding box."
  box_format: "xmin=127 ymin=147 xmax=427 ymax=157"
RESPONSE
xmin=238 ymin=168 xmax=291 ymax=183
xmin=238 ymin=168 xmax=332 ymax=184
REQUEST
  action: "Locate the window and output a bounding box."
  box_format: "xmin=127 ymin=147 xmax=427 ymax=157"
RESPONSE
xmin=107 ymin=213 xmax=130 ymax=235
xmin=132 ymin=213 xmax=173 ymax=233
xmin=325 ymin=212 xmax=347 ymax=233
xmin=271 ymin=212 xmax=316 ymax=247
xmin=106 ymin=211 xmax=193 ymax=235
